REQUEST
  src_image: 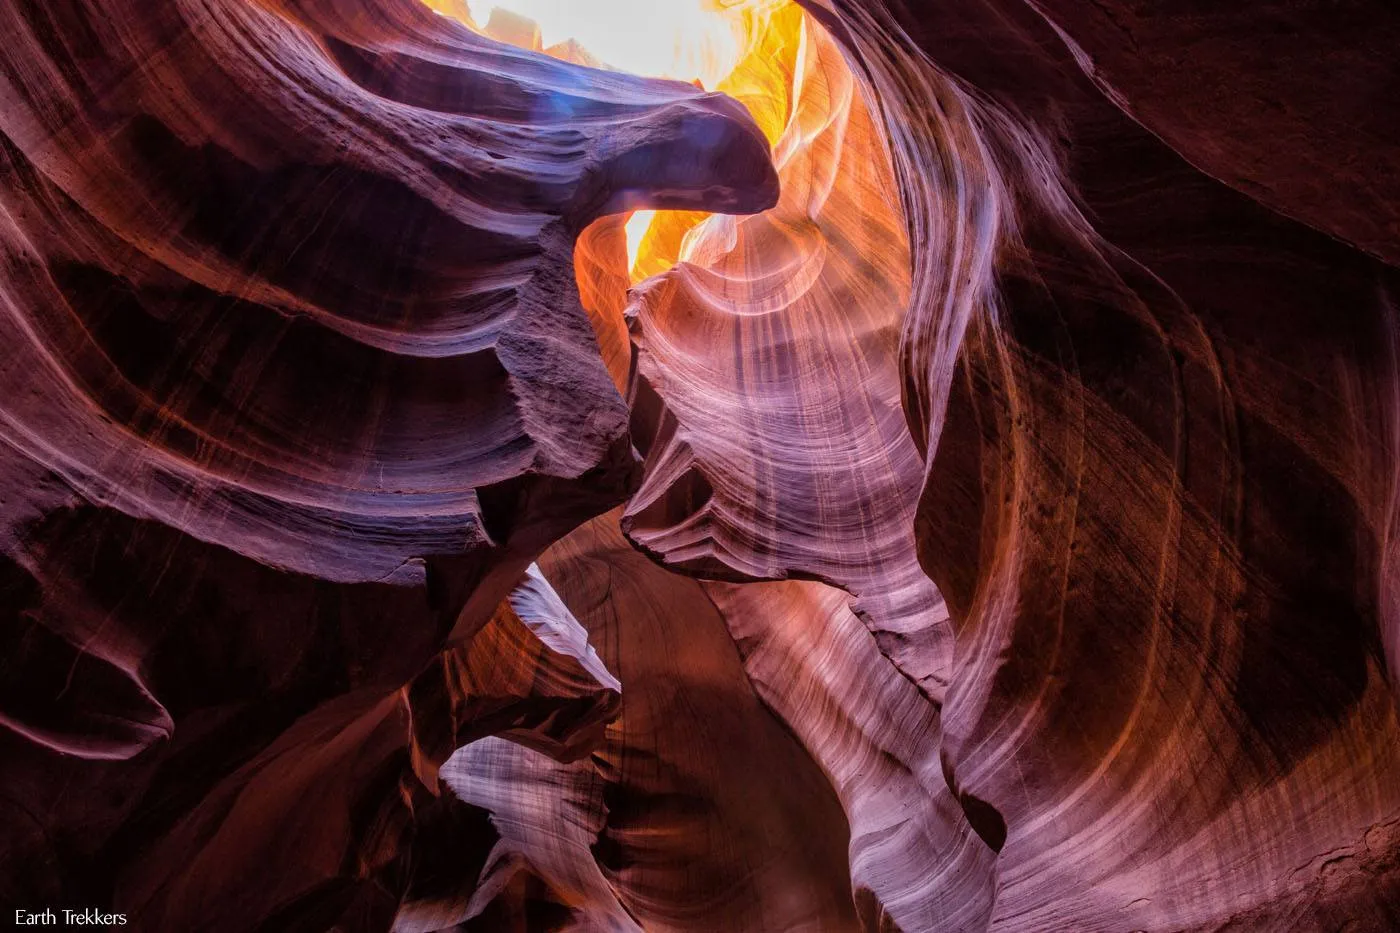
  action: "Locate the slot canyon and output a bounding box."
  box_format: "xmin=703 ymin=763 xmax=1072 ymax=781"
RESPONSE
xmin=2 ymin=0 xmax=1400 ymax=929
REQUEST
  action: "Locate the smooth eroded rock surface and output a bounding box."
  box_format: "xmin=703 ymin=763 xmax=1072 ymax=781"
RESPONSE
xmin=2 ymin=0 xmax=1399 ymax=929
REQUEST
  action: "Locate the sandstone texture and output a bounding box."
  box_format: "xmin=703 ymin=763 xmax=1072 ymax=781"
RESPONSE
xmin=1 ymin=0 xmax=1398 ymax=929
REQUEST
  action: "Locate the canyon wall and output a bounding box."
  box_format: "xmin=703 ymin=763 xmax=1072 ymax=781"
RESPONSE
xmin=2 ymin=0 xmax=1398 ymax=929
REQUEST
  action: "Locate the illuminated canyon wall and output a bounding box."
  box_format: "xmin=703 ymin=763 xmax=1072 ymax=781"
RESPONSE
xmin=1 ymin=0 xmax=1399 ymax=930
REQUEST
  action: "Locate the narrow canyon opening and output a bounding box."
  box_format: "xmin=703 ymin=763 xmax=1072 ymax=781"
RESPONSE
xmin=3 ymin=0 xmax=1399 ymax=928
xmin=429 ymin=0 xmax=910 ymax=394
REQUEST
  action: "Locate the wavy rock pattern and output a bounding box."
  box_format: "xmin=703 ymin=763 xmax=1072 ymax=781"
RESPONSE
xmin=819 ymin=0 xmax=1400 ymax=927
xmin=3 ymin=0 xmax=1400 ymax=929
xmin=533 ymin=512 xmax=858 ymax=931
xmin=603 ymin=4 xmax=952 ymax=700
xmin=0 ymin=0 xmax=774 ymax=925
xmin=707 ymin=577 xmax=996 ymax=930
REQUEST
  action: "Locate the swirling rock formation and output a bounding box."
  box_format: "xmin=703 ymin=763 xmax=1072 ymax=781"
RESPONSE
xmin=0 ymin=0 xmax=773 ymax=924
xmin=3 ymin=0 xmax=1400 ymax=929
xmin=823 ymin=0 xmax=1400 ymax=927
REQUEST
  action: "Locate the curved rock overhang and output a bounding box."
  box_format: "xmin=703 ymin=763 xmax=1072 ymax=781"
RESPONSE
xmin=1 ymin=0 xmax=1399 ymax=930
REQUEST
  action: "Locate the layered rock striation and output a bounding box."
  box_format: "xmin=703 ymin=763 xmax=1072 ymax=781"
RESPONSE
xmin=2 ymin=0 xmax=1399 ymax=929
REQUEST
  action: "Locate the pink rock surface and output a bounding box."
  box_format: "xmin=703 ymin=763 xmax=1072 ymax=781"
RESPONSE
xmin=2 ymin=0 xmax=1400 ymax=929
